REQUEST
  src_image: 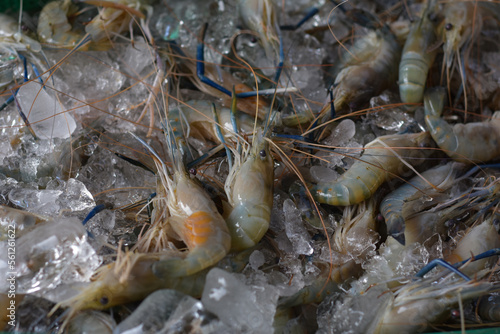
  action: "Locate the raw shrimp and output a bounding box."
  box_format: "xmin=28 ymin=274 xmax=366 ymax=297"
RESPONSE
xmin=223 ymin=128 xmax=274 ymax=251
xmin=170 ymin=100 xmax=258 ymax=151
xmin=380 ymin=162 xmax=463 ymax=244
xmin=329 ymin=198 xmax=379 ymax=283
xmin=131 ymin=131 xmax=231 ymax=278
xmin=424 ymin=87 xmax=500 ymax=163
xmin=49 ymin=244 xmax=256 ymax=331
xmin=37 ymin=0 xmax=82 ymax=47
xmin=445 ymin=212 xmax=500 ymax=276
xmin=237 ymin=0 xmax=280 ymax=61
xmin=48 ymin=250 xmax=208 ymax=332
xmin=398 ymin=0 xmax=438 ymax=105
xmin=370 ymin=272 xmax=496 ymax=333
xmin=330 ymin=8 xmax=401 ymax=114
xmin=278 ymin=199 xmax=378 ymax=310
xmin=312 ymin=131 xmax=434 ymax=206
xmin=403 ymin=168 xmax=500 ymax=246
xmin=37 ymin=0 xmax=149 ymax=48
xmin=438 ymin=1 xmax=481 ymax=74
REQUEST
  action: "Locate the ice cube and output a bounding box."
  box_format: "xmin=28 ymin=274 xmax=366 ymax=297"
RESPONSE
xmin=201 ymin=268 xmax=278 ymax=333
xmin=16 ymin=81 xmax=76 ymax=139
xmin=283 ymin=199 xmax=313 ymax=256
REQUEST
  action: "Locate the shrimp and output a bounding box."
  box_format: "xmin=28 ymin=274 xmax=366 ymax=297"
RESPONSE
xmin=404 ymin=169 xmax=500 ymax=246
xmin=37 ymin=0 xmax=82 ymax=47
xmin=370 ymin=273 xmax=496 ymax=333
xmin=329 ymin=198 xmax=379 ymax=283
xmin=131 ymin=131 xmax=231 ymax=278
xmin=48 ymin=250 xmax=208 ymax=332
xmin=237 ymin=0 xmax=280 ymax=61
xmin=49 ymin=243 xmax=257 ymax=331
xmin=312 ymin=131 xmax=434 ymax=206
xmin=445 ymin=213 xmax=500 ymax=276
xmin=37 ymin=0 xmax=149 ymax=48
xmin=380 ymin=162 xmax=464 ymax=245
xmin=398 ymin=0 xmax=438 ymax=105
xmin=329 ymin=8 xmax=401 ymax=114
xmin=424 ymin=87 xmax=500 ymax=163
xmin=223 ymin=128 xmax=274 ymax=251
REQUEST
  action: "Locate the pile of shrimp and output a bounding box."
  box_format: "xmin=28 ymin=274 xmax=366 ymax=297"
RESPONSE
xmin=1 ymin=0 xmax=500 ymax=332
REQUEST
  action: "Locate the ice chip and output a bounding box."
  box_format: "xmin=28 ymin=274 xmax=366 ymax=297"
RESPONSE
xmin=249 ymin=250 xmax=266 ymax=270
xmin=202 ymin=268 xmax=278 ymax=333
xmin=16 ymin=80 xmax=76 ymax=139
xmin=283 ymin=199 xmax=313 ymax=255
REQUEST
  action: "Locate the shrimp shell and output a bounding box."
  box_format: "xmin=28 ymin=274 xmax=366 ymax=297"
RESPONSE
xmin=312 ymin=132 xmax=434 ymax=206
xmin=224 ymin=131 xmax=274 ymax=251
xmin=398 ymin=1 xmax=438 ymax=104
xmin=424 ymin=87 xmax=500 ymax=163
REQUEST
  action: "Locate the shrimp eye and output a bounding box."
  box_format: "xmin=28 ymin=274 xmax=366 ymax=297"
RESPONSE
xmin=445 ymin=23 xmax=453 ymax=31
xmin=259 ymin=149 xmax=266 ymax=158
xmin=189 ymin=168 xmax=197 ymax=175
xmin=100 ymin=296 xmax=109 ymax=305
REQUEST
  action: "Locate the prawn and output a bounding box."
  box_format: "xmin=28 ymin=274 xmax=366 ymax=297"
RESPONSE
xmin=380 ymin=162 xmax=464 ymax=245
xmin=312 ymin=131 xmax=434 ymax=206
xmin=37 ymin=0 xmax=149 ymax=48
xmin=48 ymin=242 xmax=257 ymax=332
xmin=131 ymin=128 xmax=231 ymax=278
xmin=237 ymin=0 xmax=280 ymax=62
xmin=48 ymin=249 xmax=208 ymax=332
xmin=329 ymin=8 xmax=401 ymax=114
xmin=329 ymin=198 xmax=379 ymax=283
xmin=445 ymin=212 xmax=500 ymax=277
xmin=398 ymin=0 xmax=438 ymax=105
xmin=403 ymin=167 xmax=500 ymax=246
xmin=223 ymin=126 xmax=274 ymax=251
xmin=424 ymin=87 xmax=500 ymax=163
xmin=278 ymin=199 xmax=378 ymax=309
xmin=371 ymin=271 xmax=497 ymax=333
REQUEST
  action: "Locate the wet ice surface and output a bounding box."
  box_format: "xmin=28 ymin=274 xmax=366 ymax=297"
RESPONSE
xmin=16 ymin=81 xmax=77 ymax=140
xmin=201 ymin=268 xmax=279 ymax=334
xmin=12 ymin=217 xmax=100 ymax=294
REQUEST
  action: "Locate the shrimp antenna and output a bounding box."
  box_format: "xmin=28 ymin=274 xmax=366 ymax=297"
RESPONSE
xmin=212 ymin=102 xmax=233 ymax=171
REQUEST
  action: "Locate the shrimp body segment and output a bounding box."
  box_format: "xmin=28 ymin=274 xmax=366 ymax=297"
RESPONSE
xmin=424 ymin=87 xmax=500 ymax=163
xmin=224 ymin=131 xmax=274 ymax=251
xmin=312 ymin=132 xmax=434 ymax=206
xmin=398 ymin=2 xmax=438 ymax=104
